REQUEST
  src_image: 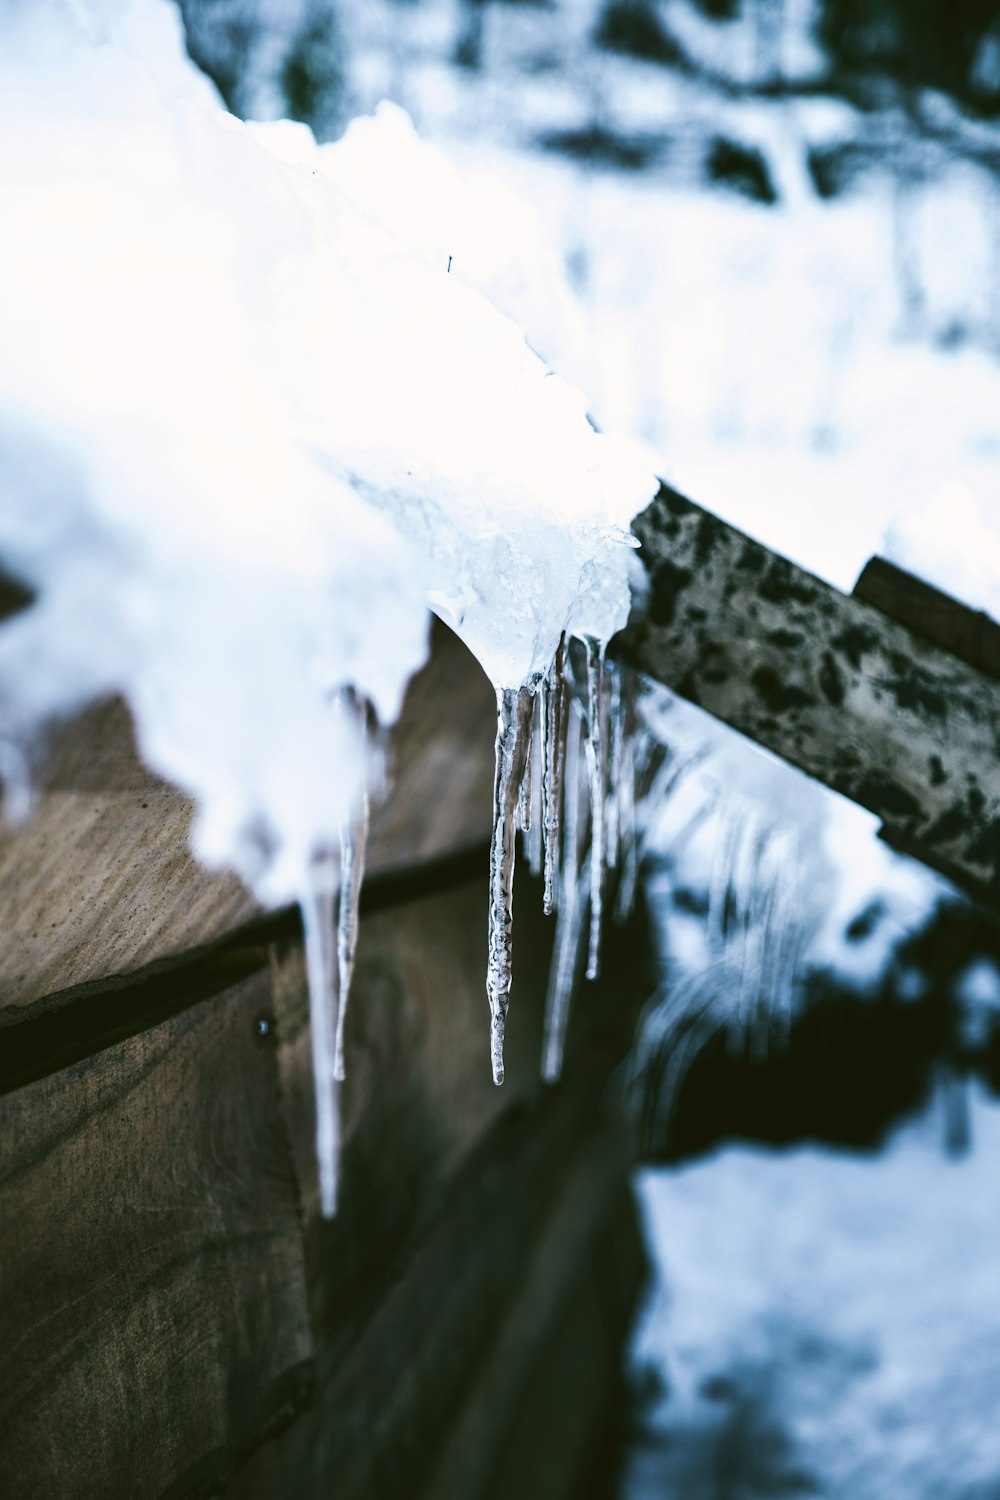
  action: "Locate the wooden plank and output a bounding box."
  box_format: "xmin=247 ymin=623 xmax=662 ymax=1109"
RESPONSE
xmin=0 ymin=694 xmax=258 ymax=1017
xmin=268 ymin=872 xmax=555 ymax=1346
xmin=0 ymin=617 xmax=495 ymax=1016
xmin=0 ymin=870 xmax=551 ymax=1500
xmin=0 ymin=966 xmax=313 ymax=1500
xmin=226 ymin=1103 xmax=638 ymax=1500
xmin=225 ymin=876 xmax=650 ymax=1499
xmin=854 ymin=554 xmax=1000 ymax=682
xmin=618 ymin=482 xmax=1000 ymax=908
xmin=423 ymin=1135 xmax=647 ymax=1500
xmin=0 ymin=792 xmax=648 ymax=1500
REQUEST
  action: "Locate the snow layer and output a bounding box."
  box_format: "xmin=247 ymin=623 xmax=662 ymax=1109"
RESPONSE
xmin=0 ymin=0 xmax=656 ymax=905
xmin=0 ymin=0 xmax=429 ymax=904
xmin=626 ymin=1088 xmax=1000 ymax=1498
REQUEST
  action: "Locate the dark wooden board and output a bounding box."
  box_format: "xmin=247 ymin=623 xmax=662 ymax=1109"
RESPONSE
xmin=268 ymin=871 xmax=557 ymax=1351
xmin=854 ymin=554 xmax=1000 ymax=683
xmin=226 ymin=878 xmax=652 ymax=1500
xmin=0 ymin=967 xmax=313 ymax=1500
xmin=619 ymin=482 xmax=1000 ymax=908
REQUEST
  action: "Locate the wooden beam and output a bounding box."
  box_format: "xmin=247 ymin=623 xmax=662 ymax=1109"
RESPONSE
xmin=0 ymin=967 xmax=314 ymax=1500
xmin=853 ymin=554 xmax=1000 ymax=683
xmin=0 ymin=617 xmax=495 ymax=1018
xmin=617 ymin=482 xmax=1000 ymax=909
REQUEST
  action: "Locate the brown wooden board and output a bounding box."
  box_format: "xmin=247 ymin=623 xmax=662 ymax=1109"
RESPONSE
xmin=618 ymin=482 xmax=1000 ymax=909
xmin=423 ymin=1135 xmax=647 ymax=1500
xmin=0 ymin=617 xmax=495 ymax=1018
xmin=0 ymin=967 xmax=313 ymax=1500
xmin=1 ymin=857 xmax=633 ymax=1500
xmin=268 ymin=872 xmax=557 ymax=1353
xmin=226 ymin=876 xmax=651 ymax=1500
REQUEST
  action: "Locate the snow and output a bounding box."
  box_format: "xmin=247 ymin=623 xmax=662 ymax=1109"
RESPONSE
xmin=0 ymin=0 xmax=661 ymax=1208
xmin=3 ymin=0 xmax=999 ymax=1206
xmin=0 ymin=0 xmax=655 ymax=893
xmin=332 ymin=0 xmax=997 ymax=1071
xmin=625 ymin=1087 xmax=1000 ymax=1498
xmin=0 ymin=0 xmax=430 ymax=907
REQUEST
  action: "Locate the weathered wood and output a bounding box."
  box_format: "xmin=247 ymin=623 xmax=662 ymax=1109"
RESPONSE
xmin=1 ymin=858 xmax=648 ymax=1500
xmin=854 ymin=554 xmax=1000 ymax=683
xmin=0 ymin=694 xmax=257 ymax=1016
xmin=0 ymin=967 xmax=313 ymax=1500
xmin=0 ymin=617 xmax=495 ymax=1017
xmin=618 ymin=482 xmax=1000 ymax=908
xmin=423 ymin=1135 xmax=647 ymax=1500
xmin=226 ymin=877 xmax=651 ymax=1500
xmin=269 ymin=874 xmax=556 ymax=1351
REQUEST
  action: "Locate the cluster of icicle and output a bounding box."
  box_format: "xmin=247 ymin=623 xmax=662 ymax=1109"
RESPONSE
xmin=0 ymin=0 xmax=657 ymax=1220
xmin=309 ymin=644 xmax=645 ymax=1216
xmin=487 ymin=641 xmax=643 ymax=1090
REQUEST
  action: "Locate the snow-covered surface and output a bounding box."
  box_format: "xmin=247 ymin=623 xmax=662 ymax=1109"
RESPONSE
xmin=625 ymin=1087 xmax=1000 ymax=1498
xmin=309 ymin=0 xmax=1000 ymax=609
xmin=0 ymin=0 xmax=657 ymax=1208
xmin=4 ymin=0 xmax=999 ymax=1206
xmin=0 ymin=0 xmax=654 ymax=903
xmin=273 ymin=0 xmax=1000 ymax=1001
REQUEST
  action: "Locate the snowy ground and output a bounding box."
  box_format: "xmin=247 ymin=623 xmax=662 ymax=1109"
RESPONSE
xmin=624 ymin=1087 xmax=1000 ymax=1500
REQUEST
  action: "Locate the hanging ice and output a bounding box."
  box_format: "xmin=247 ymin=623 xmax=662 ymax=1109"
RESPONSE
xmin=335 ymin=697 xmax=370 ymax=1082
xmin=605 ymin=660 xmax=624 ymax=871
xmin=487 ymin=684 xmax=535 ymax=1085
xmin=524 ymin=692 xmax=544 ymax=879
xmin=582 ymin=637 xmax=606 ymax=982
xmin=301 ymin=848 xmax=342 ymax=1219
xmin=542 ymin=699 xmax=587 ymax=1084
xmin=0 ymin=0 xmax=658 ymax=1177
xmin=542 ymin=637 xmax=568 ymax=916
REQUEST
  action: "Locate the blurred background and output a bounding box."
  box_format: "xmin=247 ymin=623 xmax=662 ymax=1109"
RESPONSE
xmin=172 ymin=3 xmax=1000 ymax=1494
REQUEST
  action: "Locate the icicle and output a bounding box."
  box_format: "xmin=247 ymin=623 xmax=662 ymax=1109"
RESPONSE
xmin=582 ymin=636 xmax=605 ymax=981
xmin=525 ymin=691 xmax=544 ymax=878
xmin=542 ymin=700 xmax=585 ymax=1084
xmin=300 ymin=847 xmax=342 ymax=1218
xmin=486 ymin=682 xmax=534 ymax=1085
xmin=334 ymin=777 xmax=369 ymax=1081
xmin=614 ymin=734 xmax=638 ymax=924
xmin=518 ymin=707 xmax=533 ymax=834
xmin=541 ymin=634 xmax=567 ymax=916
xmin=605 ymin=659 xmax=623 ymax=871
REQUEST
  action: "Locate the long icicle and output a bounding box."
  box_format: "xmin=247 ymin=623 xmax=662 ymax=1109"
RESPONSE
xmin=614 ymin=734 xmax=638 ymax=924
xmin=526 ymin=690 xmax=544 ymax=878
xmin=334 ymin=719 xmax=369 ymax=1082
xmin=541 ymin=634 xmax=567 ymax=915
xmin=518 ymin=701 xmax=533 ymax=835
xmin=542 ymin=700 xmax=585 ymax=1083
xmin=486 ymin=682 xmax=534 ymax=1085
xmin=301 ymin=847 xmax=342 ymax=1218
xmin=605 ymin=659 xmax=623 ymax=871
xmin=583 ymin=637 xmax=606 ymax=981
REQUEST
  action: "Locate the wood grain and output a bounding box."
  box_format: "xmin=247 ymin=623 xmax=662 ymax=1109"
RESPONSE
xmin=854 ymin=554 xmax=1000 ymax=683
xmin=226 ymin=877 xmax=651 ymax=1500
xmin=269 ymin=870 xmax=556 ymax=1349
xmin=619 ymin=482 xmax=1000 ymax=908
xmin=0 ymin=967 xmax=313 ymax=1500
xmin=0 ymin=618 xmax=495 ymax=1017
